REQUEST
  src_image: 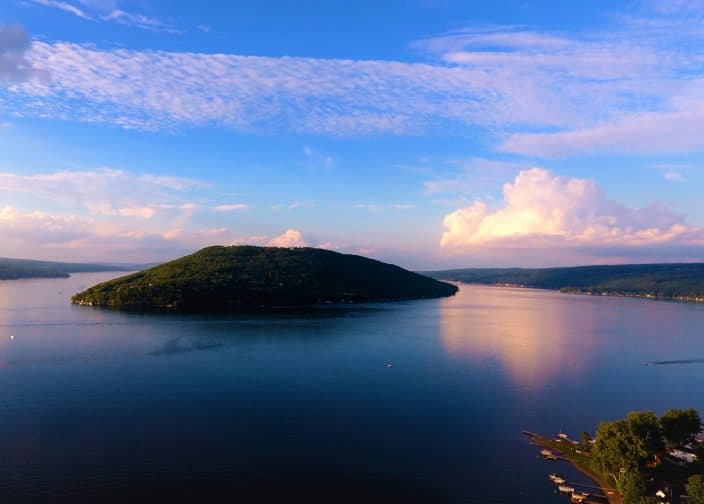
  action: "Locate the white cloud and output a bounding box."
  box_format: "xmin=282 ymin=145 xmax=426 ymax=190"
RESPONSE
xmin=28 ymin=0 xmax=92 ymax=19
xmin=102 ymin=9 xmax=180 ymax=33
xmin=0 ymin=204 xmax=315 ymax=262
xmin=353 ymin=203 xmax=416 ymax=211
xmin=500 ymin=99 xmax=704 ymax=157
xmin=648 ymin=163 xmax=690 ymax=181
xmin=6 ymin=41 xmax=512 ymax=134
xmin=267 ymin=229 xmax=308 ymax=248
xmin=0 ymin=168 xmax=208 ymax=217
xmin=26 ymin=0 xmax=177 ymax=33
xmin=440 ymin=168 xmax=703 ymax=256
xmin=4 ymin=3 xmax=704 ymax=157
xmin=212 ymin=204 xmax=249 ymax=212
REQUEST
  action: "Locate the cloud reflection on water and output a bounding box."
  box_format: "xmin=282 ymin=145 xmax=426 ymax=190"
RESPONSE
xmin=439 ymin=285 xmax=597 ymax=391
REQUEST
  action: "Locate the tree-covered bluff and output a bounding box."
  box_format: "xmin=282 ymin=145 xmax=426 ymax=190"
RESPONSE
xmin=0 ymin=257 xmax=133 ymax=280
xmin=426 ymin=264 xmax=704 ymax=303
xmin=71 ymin=246 xmax=458 ymax=310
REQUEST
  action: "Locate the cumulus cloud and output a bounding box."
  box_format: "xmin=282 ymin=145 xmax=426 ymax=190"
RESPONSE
xmin=0 ymin=24 xmax=46 ymax=84
xmin=440 ymin=168 xmax=703 ymax=259
xmin=267 ymin=229 xmax=308 ymax=248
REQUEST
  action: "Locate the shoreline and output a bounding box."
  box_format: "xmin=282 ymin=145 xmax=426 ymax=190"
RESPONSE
xmin=524 ymin=432 xmax=622 ymax=504
xmin=451 ymin=281 xmax=704 ymax=305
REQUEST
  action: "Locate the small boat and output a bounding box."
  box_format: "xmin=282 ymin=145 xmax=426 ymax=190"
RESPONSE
xmin=570 ymin=491 xmax=588 ymax=502
xmin=558 ymin=484 xmax=575 ymax=493
xmin=548 ymin=473 xmax=566 ymax=485
xmin=540 ymin=449 xmax=558 ymax=460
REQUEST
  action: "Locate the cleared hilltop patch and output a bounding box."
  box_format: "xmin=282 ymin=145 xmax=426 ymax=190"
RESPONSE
xmin=71 ymin=246 xmax=458 ymax=310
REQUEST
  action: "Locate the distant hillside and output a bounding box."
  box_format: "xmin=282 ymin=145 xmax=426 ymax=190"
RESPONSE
xmin=72 ymin=246 xmax=458 ymax=310
xmin=0 ymin=258 xmax=136 ymax=280
xmin=425 ymin=264 xmax=704 ymax=302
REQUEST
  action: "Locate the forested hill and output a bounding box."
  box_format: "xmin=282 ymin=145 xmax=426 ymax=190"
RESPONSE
xmin=425 ymin=263 xmax=704 ymax=302
xmin=0 ymin=258 xmax=135 ymax=280
xmin=71 ymin=246 xmax=458 ymax=310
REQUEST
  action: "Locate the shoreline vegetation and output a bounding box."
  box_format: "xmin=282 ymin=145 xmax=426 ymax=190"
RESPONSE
xmin=425 ymin=264 xmax=704 ymax=304
xmin=71 ymin=246 xmax=458 ymax=311
xmin=525 ymin=409 xmax=704 ymax=504
xmin=525 ymin=431 xmax=621 ymax=504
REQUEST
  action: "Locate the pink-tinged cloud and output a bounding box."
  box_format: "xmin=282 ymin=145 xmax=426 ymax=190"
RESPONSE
xmin=212 ymin=204 xmax=249 ymax=212
xmin=0 ymin=204 xmax=315 ymax=262
xmin=440 ymin=168 xmax=703 ymax=262
xmin=500 ymin=103 xmax=704 ymax=157
xmin=267 ymin=229 xmax=308 ymax=248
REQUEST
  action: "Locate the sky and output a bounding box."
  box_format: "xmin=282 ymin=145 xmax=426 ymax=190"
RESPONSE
xmin=1 ymin=0 xmax=703 ymax=269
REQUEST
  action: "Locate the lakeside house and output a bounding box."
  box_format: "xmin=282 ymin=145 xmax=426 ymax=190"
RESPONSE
xmin=667 ymin=448 xmax=698 ymax=464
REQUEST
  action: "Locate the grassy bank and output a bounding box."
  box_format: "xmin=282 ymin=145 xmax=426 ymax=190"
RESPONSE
xmin=525 ymin=432 xmax=622 ymax=504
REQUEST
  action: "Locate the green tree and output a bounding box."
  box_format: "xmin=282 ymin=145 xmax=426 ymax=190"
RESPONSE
xmin=618 ymin=470 xmax=651 ymax=504
xmin=593 ymin=411 xmax=662 ymax=483
xmin=627 ymin=411 xmax=663 ymax=455
xmin=686 ymin=475 xmax=704 ymax=504
xmin=660 ymin=409 xmax=702 ymax=447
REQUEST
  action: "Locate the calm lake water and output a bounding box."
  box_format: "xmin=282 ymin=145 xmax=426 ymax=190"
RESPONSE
xmin=1 ymin=272 xmax=703 ymax=503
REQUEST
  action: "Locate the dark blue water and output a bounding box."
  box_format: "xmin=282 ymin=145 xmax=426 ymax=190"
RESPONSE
xmin=1 ymin=272 xmax=703 ymax=503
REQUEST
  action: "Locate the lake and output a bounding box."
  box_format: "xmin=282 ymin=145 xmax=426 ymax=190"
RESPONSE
xmin=1 ymin=272 xmax=703 ymax=503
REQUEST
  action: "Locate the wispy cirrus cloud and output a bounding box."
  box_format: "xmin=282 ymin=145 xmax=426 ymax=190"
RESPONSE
xmin=4 ymin=2 xmax=704 ymax=158
xmin=413 ymin=2 xmax=704 ymax=157
xmin=28 ymin=0 xmax=92 ymax=19
xmin=26 ymin=0 xmax=179 ymax=33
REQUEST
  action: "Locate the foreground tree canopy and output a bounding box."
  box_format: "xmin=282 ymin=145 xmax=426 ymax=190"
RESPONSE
xmin=687 ymin=475 xmax=704 ymax=504
xmin=661 ymin=409 xmax=702 ymax=447
xmin=71 ymin=246 xmax=459 ymax=310
xmin=593 ymin=409 xmax=703 ymax=504
xmin=594 ymin=411 xmax=663 ymax=480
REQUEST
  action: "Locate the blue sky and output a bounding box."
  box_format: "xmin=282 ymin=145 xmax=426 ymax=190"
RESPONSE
xmin=1 ymin=0 xmax=703 ymax=268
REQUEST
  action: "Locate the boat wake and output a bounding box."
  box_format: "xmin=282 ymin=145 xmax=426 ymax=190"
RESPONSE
xmin=645 ymin=358 xmax=704 ymax=366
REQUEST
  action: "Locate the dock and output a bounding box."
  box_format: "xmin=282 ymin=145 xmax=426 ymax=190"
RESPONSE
xmin=523 ymin=430 xmax=621 ymax=504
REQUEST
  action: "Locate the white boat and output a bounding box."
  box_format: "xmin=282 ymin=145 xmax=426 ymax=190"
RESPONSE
xmin=540 ymin=448 xmax=557 ymax=460
xmin=571 ymin=492 xmax=588 ymax=502
xmin=549 ymin=473 xmax=566 ymax=485
xmin=558 ymin=484 xmax=575 ymax=493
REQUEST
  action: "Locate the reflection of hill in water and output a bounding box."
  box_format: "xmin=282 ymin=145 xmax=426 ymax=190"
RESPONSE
xmin=439 ymin=285 xmax=598 ymax=390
